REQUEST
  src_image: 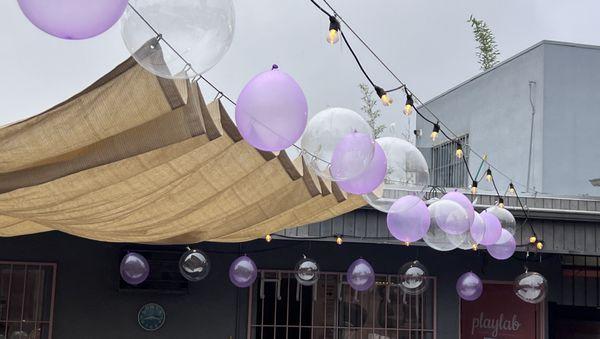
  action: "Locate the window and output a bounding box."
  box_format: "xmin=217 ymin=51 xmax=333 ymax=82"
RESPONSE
xmin=431 ymin=135 xmax=469 ymax=188
xmin=248 ymin=270 xmax=436 ymax=339
xmin=0 ymin=262 xmax=56 ymax=339
xmin=560 ymin=255 xmax=600 ymax=307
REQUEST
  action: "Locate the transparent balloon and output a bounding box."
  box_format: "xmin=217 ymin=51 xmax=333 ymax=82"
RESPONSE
xmin=514 ymin=271 xmax=548 ymax=304
xmin=450 ymin=230 xmax=479 ymax=250
xmin=330 ymin=132 xmax=377 ymax=181
xmin=486 ymin=205 xmax=517 ymax=235
xmin=399 ymin=261 xmax=429 ymax=295
xmin=423 ymin=201 xmax=463 ymax=251
xmin=387 ymin=195 xmax=430 ymax=243
xmin=456 ymin=272 xmax=483 ymax=301
xmin=179 ymin=249 xmax=210 ymax=282
xmin=363 ymin=137 xmax=430 ymax=212
xmin=121 ymin=0 xmax=235 ymax=79
xmin=441 ymin=191 xmax=475 ymax=227
xmin=431 ymin=199 xmax=470 ymax=235
xmin=301 ymin=108 xmax=373 ymax=180
xmin=347 ymin=258 xmax=375 ymax=292
xmin=295 ymin=257 xmax=320 ymax=286
xmin=486 ymin=228 xmax=516 ymax=260
xmin=229 ymin=256 xmax=257 ymax=288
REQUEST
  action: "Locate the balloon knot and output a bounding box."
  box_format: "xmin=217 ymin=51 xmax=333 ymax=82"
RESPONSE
xmin=271 ymin=64 xmax=279 ymax=70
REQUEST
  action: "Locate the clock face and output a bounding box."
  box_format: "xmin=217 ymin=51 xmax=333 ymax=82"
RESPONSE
xmin=138 ymin=303 xmax=166 ymax=331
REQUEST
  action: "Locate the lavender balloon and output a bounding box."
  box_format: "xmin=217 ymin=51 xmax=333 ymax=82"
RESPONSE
xmin=442 ymin=191 xmax=475 ymax=227
xmin=431 ymin=199 xmax=470 ymax=235
xmin=330 ymin=132 xmax=376 ymax=181
xmin=229 ymin=255 xmax=257 ymax=288
xmin=487 ymin=229 xmax=516 ymax=260
xmin=347 ymin=258 xmax=375 ymax=292
xmin=18 ymin=0 xmax=128 ymax=40
xmin=474 ymin=211 xmax=503 ymax=246
xmin=456 ymin=272 xmax=483 ymax=301
xmin=387 ymin=195 xmax=430 ymax=243
xmin=337 ymin=140 xmax=387 ymax=194
xmin=120 ymin=252 xmax=150 ymax=285
xmin=235 ymin=66 xmax=308 ymax=152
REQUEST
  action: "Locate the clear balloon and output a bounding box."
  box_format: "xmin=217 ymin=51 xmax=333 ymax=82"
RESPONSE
xmin=301 ymin=107 xmax=373 ymax=180
xmin=424 ymin=202 xmax=463 ymax=251
xmin=387 ymin=195 xmax=430 ymax=243
xmin=450 ymin=229 xmax=479 ymax=250
xmin=295 ymin=257 xmax=319 ymax=286
xmin=347 ymin=258 xmax=375 ymax=292
xmin=456 ymin=272 xmax=483 ymax=301
xmin=229 ymin=256 xmax=257 ymax=288
xmin=474 ymin=211 xmax=503 ymax=246
xmin=441 ymin=191 xmax=475 ymax=227
xmin=513 ymin=271 xmax=548 ymax=304
xmin=235 ymin=67 xmax=308 ymax=151
xmin=179 ymin=249 xmax=210 ymax=282
xmin=121 ymin=0 xmax=235 ymax=79
xmin=487 ymin=229 xmax=516 ymax=260
xmin=486 ymin=205 xmax=517 ymax=235
xmin=363 ymin=137 xmax=430 ymax=212
xmin=120 ymin=252 xmax=150 ymax=285
xmin=337 ymin=140 xmax=387 ymax=194
xmin=18 ymin=0 xmax=128 ymax=40
xmin=330 ymin=132 xmax=376 ymax=181
xmin=399 ymin=261 xmax=428 ymax=295
xmin=431 ymin=199 xmax=470 ymax=235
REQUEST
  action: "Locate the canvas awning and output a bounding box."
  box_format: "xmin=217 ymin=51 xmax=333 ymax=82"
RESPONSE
xmin=0 ymin=58 xmax=364 ymax=244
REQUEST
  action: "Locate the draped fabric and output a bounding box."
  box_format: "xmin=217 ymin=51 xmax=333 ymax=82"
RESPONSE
xmin=0 ymin=58 xmax=365 ymax=244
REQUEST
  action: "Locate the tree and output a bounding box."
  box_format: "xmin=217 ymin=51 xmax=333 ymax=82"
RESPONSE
xmin=359 ymin=83 xmax=385 ymax=138
xmin=468 ymin=15 xmax=500 ymax=71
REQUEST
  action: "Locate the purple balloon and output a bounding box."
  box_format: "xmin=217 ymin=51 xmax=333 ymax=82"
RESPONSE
xmin=120 ymin=252 xmax=150 ymax=285
xmin=387 ymin=195 xmax=430 ymax=243
xmin=456 ymin=272 xmax=483 ymax=301
xmin=229 ymin=255 xmax=258 ymax=288
xmin=487 ymin=229 xmax=516 ymax=260
xmin=235 ymin=66 xmax=308 ymax=152
xmin=442 ymin=191 xmax=475 ymax=227
xmin=330 ymin=132 xmax=376 ymax=181
xmin=18 ymin=0 xmax=128 ymax=40
xmin=337 ymin=140 xmax=387 ymax=194
xmin=347 ymin=258 xmax=375 ymax=292
xmin=476 ymin=211 xmax=503 ymax=246
xmin=431 ymin=199 xmax=470 ymax=235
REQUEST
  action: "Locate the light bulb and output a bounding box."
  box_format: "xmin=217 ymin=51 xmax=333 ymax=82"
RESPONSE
xmin=404 ymin=94 xmax=414 ymax=116
xmin=336 ymin=235 xmax=343 ymax=245
xmin=472 ymin=244 xmax=478 ymax=251
xmin=486 ymin=169 xmax=493 ymax=182
xmin=265 ymin=234 xmax=272 ymax=243
xmin=509 ymin=183 xmax=516 ymax=194
xmin=498 ymin=198 xmax=505 ymax=209
xmin=326 ymin=16 xmax=340 ymax=45
xmin=404 ymin=241 xmax=410 ymax=246
xmin=456 ymin=144 xmax=463 ymax=159
xmin=470 ymin=181 xmax=478 ymax=194
xmin=536 ymin=241 xmax=544 ymax=250
xmin=431 ymin=123 xmax=440 ymax=141
xmin=375 ymin=86 xmax=393 ymax=106
xmin=529 ymin=235 xmax=537 ymax=244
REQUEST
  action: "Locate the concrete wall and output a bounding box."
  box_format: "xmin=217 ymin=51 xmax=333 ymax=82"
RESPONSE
xmin=0 ymin=232 xmax=562 ymax=339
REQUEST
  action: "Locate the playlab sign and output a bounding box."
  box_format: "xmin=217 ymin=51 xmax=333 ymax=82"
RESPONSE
xmin=460 ymin=282 xmax=541 ymax=339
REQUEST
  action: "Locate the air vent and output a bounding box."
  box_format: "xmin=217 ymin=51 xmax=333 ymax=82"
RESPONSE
xmin=119 ymin=249 xmax=188 ymax=294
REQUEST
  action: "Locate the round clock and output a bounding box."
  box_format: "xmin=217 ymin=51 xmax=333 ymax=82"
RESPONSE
xmin=138 ymin=303 xmax=166 ymax=331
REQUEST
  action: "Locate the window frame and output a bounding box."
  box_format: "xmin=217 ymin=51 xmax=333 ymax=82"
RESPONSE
xmin=431 ymin=134 xmax=470 ymax=189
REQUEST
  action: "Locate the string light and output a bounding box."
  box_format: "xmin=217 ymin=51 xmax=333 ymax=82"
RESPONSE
xmin=431 ymin=123 xmax=440 ymax=141
xmin=536 ymin=240 xmax=544 ymax=250
xmin=326 ymin=15 xmax=340 ymax=45
xmin=472 ymin=244 xmax=478 ymax=251
xmin=375 ymin=86 xmax=393 ymax=106
xmin=470 ymin=181 xmax=478 ymax=194
xmin=498 ymin=197 xmax=505 ymax=209
xmin=336 ymin=235 xmax=343 ymax=245
xmin=265 ymin=234 xmax=272 ymax=243
xmin=456 ymin=143 xmax=464 ymax=159
xmin=486 ymin=168 xmax=493 ymax=182
xmin=509 ymin=183 xmax=516 ymax=194
xmin=529 ymin=235 xmax=537 ymax=243
xmin=404 ymin=92 xmax=414 ymax=116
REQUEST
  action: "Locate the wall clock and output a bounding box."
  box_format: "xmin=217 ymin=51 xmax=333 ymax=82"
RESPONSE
xmin=138 ymin=303 xmax=166 ymax=331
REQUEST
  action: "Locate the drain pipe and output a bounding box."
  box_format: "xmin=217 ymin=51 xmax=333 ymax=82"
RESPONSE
xmin=526 ymin=81 xmax=536 ymax=192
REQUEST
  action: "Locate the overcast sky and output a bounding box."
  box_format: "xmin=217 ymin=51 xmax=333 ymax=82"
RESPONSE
xmin=2 ymin=0 xmax=600 ymax=129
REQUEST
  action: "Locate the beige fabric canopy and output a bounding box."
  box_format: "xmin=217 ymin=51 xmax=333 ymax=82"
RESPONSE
xmin=0 ymin=58 xmax=365 ymax=244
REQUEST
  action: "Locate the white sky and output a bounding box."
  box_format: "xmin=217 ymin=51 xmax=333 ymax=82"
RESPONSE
xmin=2 ymin=0 xmax=600 ymax=130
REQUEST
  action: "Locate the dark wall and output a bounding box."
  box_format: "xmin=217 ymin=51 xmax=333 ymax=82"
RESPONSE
xmin=0 ymin=232 xmax=561 ymax=339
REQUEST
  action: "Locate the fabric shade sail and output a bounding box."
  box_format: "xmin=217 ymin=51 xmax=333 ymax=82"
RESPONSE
xmin=0 ymin=58 xmax=364 ymax=244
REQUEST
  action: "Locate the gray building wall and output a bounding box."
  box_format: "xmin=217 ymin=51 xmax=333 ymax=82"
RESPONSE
xmin=416 ymin=41 xmax=600 ymax=196
xmin=0 ymin=232 xmax=561 ymax=339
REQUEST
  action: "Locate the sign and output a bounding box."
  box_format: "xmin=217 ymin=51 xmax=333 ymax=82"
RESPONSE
xmin=460 ymin=282 xmax=540 ymax=339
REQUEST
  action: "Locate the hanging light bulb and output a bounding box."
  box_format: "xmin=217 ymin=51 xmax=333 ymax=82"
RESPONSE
xmin=509 ymin=183 xmax=516 ymax=195
xmin=336 ymin=235 xmax=343 ymax=245
xmin=375 ymin=86 xmax=393 ymax=106
xmin=431 ymin=123 xmax=440 ymax=141
xmin=456 ymin=143 xmax=463 ymax=159
xmin=472 ymin=244 xmax=478 ymax=251
xmin=404 ymin=93 xmax=414 ymax=116
xmin=536 ymin=240 xmax=544 ymax=250
xmin=326 ymin=16 xmax=340 ymax=45
xmin=498 ymin=198 xmax=505 ymax=209
xmin=470 ymin=181 xmax=478 ymax=194
xmin=486 ymin=169 xmax=493 ymax=182
xmin=529 ymin=235 xmax=537 ymax=244
xmin=265 ymin=234 xmax=272 ymax=243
